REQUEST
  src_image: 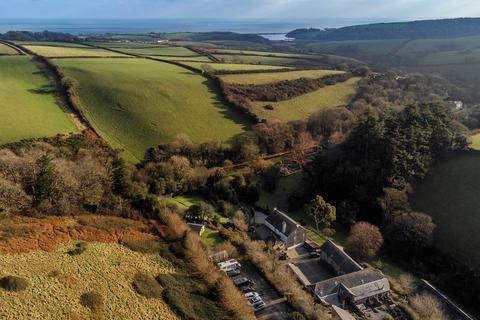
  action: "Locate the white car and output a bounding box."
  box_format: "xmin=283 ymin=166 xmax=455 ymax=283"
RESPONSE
xmin=247 ymin=297 xmax=263 ymax=305
xmin=244 ymin=292 xmax=260 ymax=299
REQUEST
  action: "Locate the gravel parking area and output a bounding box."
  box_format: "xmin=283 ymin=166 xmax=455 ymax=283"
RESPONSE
xmin=233 ymin=262 xmax=292 ymax=320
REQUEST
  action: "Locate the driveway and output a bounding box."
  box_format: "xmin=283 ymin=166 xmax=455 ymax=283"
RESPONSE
xmin=237 ymin=262 xmax=293 ymax=320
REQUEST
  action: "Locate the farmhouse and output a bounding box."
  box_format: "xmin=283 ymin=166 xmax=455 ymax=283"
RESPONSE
xmin=261 ymin=208 xmax=307 ymax=249
xmin=319 ymin=240 xmax=363 ymax=275
xmin=313 ymin=269 xmax=390 ymax=306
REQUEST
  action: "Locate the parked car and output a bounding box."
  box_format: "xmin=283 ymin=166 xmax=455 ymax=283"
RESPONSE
xmin=218 ymin=259 xmax=241 ymax=272
xmin=240 ymin=285 xmax=255 ymax=293
xmin=244 ymin=292 xmax=260 ymax=299
xmin=234 ymin=277 xmax=254 ymax=287
xmin=309 ymin=251 xmax=320 ymax=258
xmin=226 ymin=268 xmax=241 ymax=277
xmin=252 ymin=301 xmax=266 ymax=312
xmin=247 ymin=296 xmax=263 ymax=305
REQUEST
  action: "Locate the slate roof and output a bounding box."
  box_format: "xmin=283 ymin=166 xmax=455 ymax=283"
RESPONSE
xmin=320 ymin=240 xmax=363 ymax=274
xmin=331 ymin=305 xmax=355 ymax=320
xmin=314 ymin=269 xmax=390 ymax=300
xmin=265 ymin=208 xmax=305 ymax=236
xmin=187 ymin=223 xmax=205 ymax=235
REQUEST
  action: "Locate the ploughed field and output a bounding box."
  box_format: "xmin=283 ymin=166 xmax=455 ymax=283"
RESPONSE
xmin=410 ymin=152 xmax=480 ymax=270
xmin=55 ymin=58 xmax=249 ymax=162
xmin=0 ymin=56 xmax=77 ymax=144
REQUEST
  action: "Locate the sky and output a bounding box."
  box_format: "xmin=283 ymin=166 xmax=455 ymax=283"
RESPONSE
xmin=1 ymin=0 xmax=480 ymax=20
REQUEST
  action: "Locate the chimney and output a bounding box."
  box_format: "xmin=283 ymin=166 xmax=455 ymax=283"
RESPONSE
xmin=282 ymin=221 xmax=287 ymax=234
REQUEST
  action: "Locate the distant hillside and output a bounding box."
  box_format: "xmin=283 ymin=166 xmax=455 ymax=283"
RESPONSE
xmin=288 ymin=18 xmax=480 ymax=41
xmin=158 ymin=31 xmax=269 ymax=43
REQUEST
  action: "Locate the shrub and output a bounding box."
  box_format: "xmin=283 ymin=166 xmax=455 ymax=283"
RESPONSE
xmin=80 ymin=291 xmax=104 ymax=313
xmin=243 ymin=240 xmax=329 ymax=320
xmin=410 ymin=293 xmax=446 ymax=320
xmin=385 ymin=211 xmax=435 ymax=254
xmin=214 ymin=241 xmax=238 ymax=259
xmin=132 ymin=273 xmax=163 ymax=298
xmin=67 ymin=241 xmax=88 ymax=256
xmin=345 ymin=221 xmax=383 ymax=260
xmin=0 ymin=275 xmax=28 ymax=291
xmin=289 ymin=311 xmax=306 ymax=320
xmin=157 ymin=274 xmax=228 ymax=320
xmin=121 ymin=239 xmax=162 ymax=254
xmin=216 ymin=276 xmax=254 ymax=320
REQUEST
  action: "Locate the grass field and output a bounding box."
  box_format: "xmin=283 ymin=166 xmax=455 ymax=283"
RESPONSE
xmin=182 ymin=61 xmax=291 ymax=71
xmin=305 ymin=39 xmax=406 ymax=56
xmin=85 ymin=42 xmax=161 ymax=48
xmin=250 ymin=77 xmax=360 ymax=121
xmin=213 ymin=53 xmax=309 ymax=66
xmin=201 ymin=228 xmax=224 ymax=250
xmin=55 ymin=58 xmax=249 ymax=162
xmin=0 ymin=43 xmax=18 ymax=55
xmin=148 ymin=55 xmax=212 ymax=62
xmin=410 ymin=152 xmax=480 ymax=270
xmin=211 ymin=49 xmax=328 ymax=60
xmin=14 ymin=41 xmax=88 ymax=47
xmin=0 ymin=56 xmax=77 ymax=145
xmin=114 ymin=46 xmax=198 ymax=56
xmin=219 ymin=69 xmax=343 ymax=85
xmin=25 ymin=45 xmax=126 ymax=57
xmin=0 ymin=241 xmax=178 ymax=320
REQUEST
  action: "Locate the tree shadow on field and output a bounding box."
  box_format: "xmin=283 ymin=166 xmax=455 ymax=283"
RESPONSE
xmin=202 ymin=77 xmax=253 ymax=143
xmin=28 ymin=84 xmax=56 ymax=95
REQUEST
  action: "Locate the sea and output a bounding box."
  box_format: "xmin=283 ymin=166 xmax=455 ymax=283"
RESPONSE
xmin=0 ymin=18 xmax=391 ymax=37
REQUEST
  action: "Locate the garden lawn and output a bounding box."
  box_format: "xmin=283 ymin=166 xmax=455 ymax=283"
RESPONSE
xmin=219 ymin=69 xmax=344 ymax=85
xmin=0 ymin=56 xmax=77 ymax=145
xmin=251 ymin=77 xmax=360 ymax=121
xmin=55 ymin=58 xmax=249 ymax=162
xmin=201 ymin=228 xmax=224 ymax=250
xmin=410 ymin=152 xmax=480 ymax=270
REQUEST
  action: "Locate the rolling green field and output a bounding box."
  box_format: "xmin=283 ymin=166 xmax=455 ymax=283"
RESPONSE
xmin=410 ymin=152 xmax=480 ymax=270
xmin=0 ymin=56 xmax=77 ymax=144
xmin=0 ymin=43 xmax=18 ymax=55
xmin=219 ymin=69 xmax=343 ymax=85
xmin=55 ymin=58 xmax=249 ymax=162
xmin=417 ymin=49 xmax=480 ymax=66
xmin=304 ymin=39 xmax=406 ymax=56
xmin=250 ymin=77 xmax=360 ymax=121
xmin=213 ymin=53 xmax=310 ymax=66
xmin=148 ymin=55 xmax=212 ymax=62
xmin=25 ymin=45 xmax=126 ymax=57
xmin=181 ymin=61 xmax=291 ymax=71
xmin=113 ymin=46 xmax=198 ymax=56
xmin=14 ymin=41 xmax=88 ymax=47
xmin=85 ymin=42 xmax=161 ymax=48
xmin=211 ymin=49 xmax=327 ymax=60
